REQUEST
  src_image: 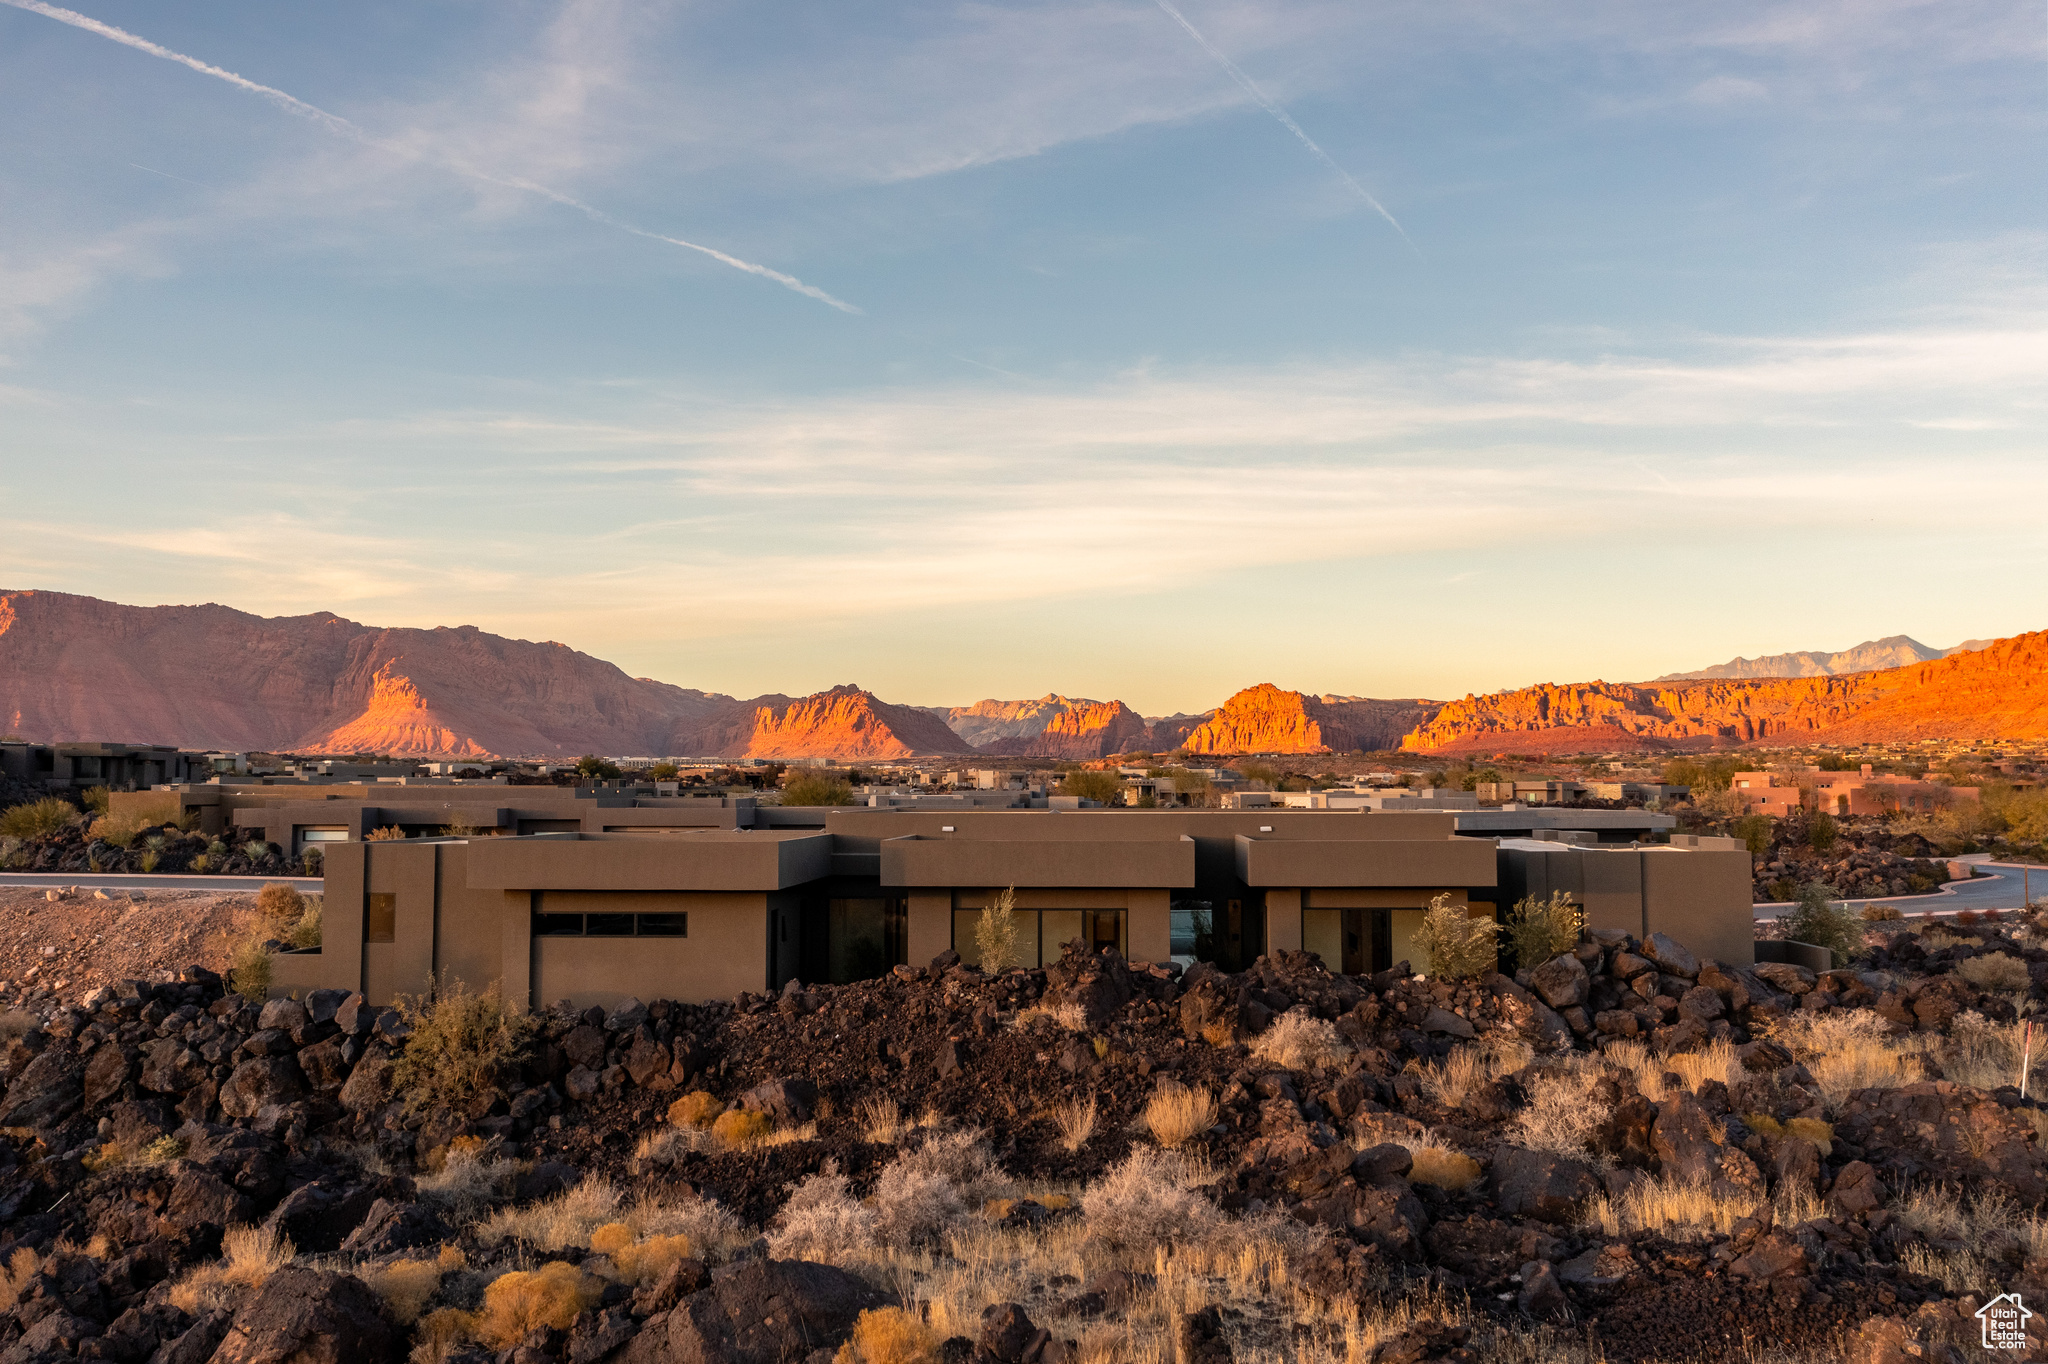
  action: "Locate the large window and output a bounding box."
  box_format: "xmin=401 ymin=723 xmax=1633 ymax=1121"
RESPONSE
xmin=534 ymin=912 xmax=687 ymax=938
xmin=951 ymin=907 xmax=1125 ymax=969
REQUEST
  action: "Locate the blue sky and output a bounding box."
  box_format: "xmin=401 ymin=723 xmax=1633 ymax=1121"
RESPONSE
xmin=1 ymin=0 xmax=2042 ymax=714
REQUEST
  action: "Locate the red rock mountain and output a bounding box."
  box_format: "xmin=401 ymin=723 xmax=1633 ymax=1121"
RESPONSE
xmin=1402 ymin=630 xmax=2048 ymax=754
xmin=0 ymin=591 xmax=966 ymax=759
xmin=1176 ymin=685 xmax=1444 ymax=755
xmin=975 ymin=700 xmax=1153 ymax=760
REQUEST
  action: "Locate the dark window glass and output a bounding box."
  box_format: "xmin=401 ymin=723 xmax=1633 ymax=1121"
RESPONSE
xmin=586 ymin=913 xmax=636 ymax=937
xmin=366 ymin=893 xmax=396 ymax=944
xmin=534 ymin=913 xmax=584 ymax=936
xmin=636 ymin=913 xmax=688 ymax=937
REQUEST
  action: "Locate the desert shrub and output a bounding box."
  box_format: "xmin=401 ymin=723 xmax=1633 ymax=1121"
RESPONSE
xmin=416 ymin=1143 xmax=517 ymax=1223
xmin=975 ymin=887 xmax=1018 ymax=972
xmin=1079 ymin=1147 xmax=1224 ymax=1255
xmin=1733 ymin=814 xmax=1773 ymax=857
xmin=1504 ymin=891 xmax=1583 ymax=970
xmin=0 ymin=797 xmax=79 ymax=841
xmin=1745 ymin=1114 xmax=1834 ymax=1155
xmin=441 ymin=814 xmax=481 ymax=838
xmin=476 ymin=1261 xmax=602 ymax=1348
xmin=668 ymin=1092 xmax=725 ymax=1130
xmin=857 ymin=1094 xmax=904 ymax=1144
xmin=1957 ymin=951 xmax=2031 ymax=990
xmin=256 ymin=882 xmax=304 ymax=924
xmin=597 ymin=1229 xmax=693 ymax=1285
xmin=1143 ymin=1082 xmax=1218 ymax=1147
xmin=365 ymin=1247 xmax=464 ymax=1324
xmin=1417 ymin=1037 xmax=1531 ymax=1109
xmin=227 ymin=932 xmax=273 ymax=1004
xmin=1808 ymin=811 xmax=1838 ymax=853
xmin=836 ymin=1306 xmax=941 ymax=1364
xmin=1412 ymin=894 xmax=1500 ymax=980
xmin=287 ymin=900 xmax=322 ymax=950
xmin=390 ymin=979 xmax=536 ymax=1116
xmin=1764 ymin=1010 xmax=1920 ymax=1110
xmin=1510 ymin=1067 xmax=1604 ymax=1155
xmin=81 ymin=785 xmax=110 ymax=815
xmin=241 ymin=838 xmax=273 ymax=862
xmin=89 ymin=813 xmax=147 ymax=849
xmin=1057 ymin=769 xmax=1124 ymax=804
xmin=166 ymin=1224 xmax=295 ymax=1312
xmin=1407 ymin=1146 xmax=1481 ymax=1191
xmin=767 ymin=1171 xmax=877 ymax=1260
xmin=1782 ymin=882 xmax=1863 ymax=965
xmin=710 ymin=1108 xmax=774 ymax=1148
xmin=781 ymin=771 xmax=854 ymax=806
xmin=1053 ymin=1095 xmax=1096 ymax=1152
xmin=1934 ymin=1011 xmax=2040 ymax=1090
xmin=480 ymin=1177 xmax=743 ymax=1257
xmin=301 ymin=847 xmax=322 ymax=876
xmin=1861 ymin=903 xmax=1904 ymax=922
xmin=865 ymin=1130 xmax=1010 ymax=1248
xmin=1249 ymin=1009 xmax=1349 ymax=1071
xmin=365 ymin=825 xmax=407 ymax=842
xmin=1014 ymin=1000 xmax=1088 ymax=1032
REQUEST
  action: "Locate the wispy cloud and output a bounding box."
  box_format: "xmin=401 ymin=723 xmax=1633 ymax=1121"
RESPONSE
xmin=0 ymin=0 xmax=860 ymax=312
xmin=1149 ymin=0 xmax=1410 ymax=246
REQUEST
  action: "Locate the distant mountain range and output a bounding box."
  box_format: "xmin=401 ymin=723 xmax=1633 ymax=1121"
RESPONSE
xmin=1 ymin=590 xmax=2039 ymax=758
xmin=1654 ymin=635 xmax=1994 ymax=681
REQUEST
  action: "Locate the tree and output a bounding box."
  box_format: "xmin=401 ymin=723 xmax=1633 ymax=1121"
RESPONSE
xmin=1733 ymin=814 xmax=1773 ymax=857
xmin=781 ymin=771 xmax=855 ymax=806
xmin=1783 ymin=882 xmax=1863 ymax=965
xmin=650 ymin=762 xmax=681 ymax=781
xmin=1169 ymin=769 xmax=1214 ymax=808
xmin=575 ymin=754 xmax=622 ymax=780
xmin=1808 ymin=811 xmax=1838 ymax=854
xmin=1239 ymin=762 xmax=1280 ymax=789
xmin=1058 ymin=769 xmax=1124 ymax=804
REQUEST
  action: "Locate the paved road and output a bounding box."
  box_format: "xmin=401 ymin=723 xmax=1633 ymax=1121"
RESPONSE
xmin=1756 ymin=859 xmax=2047 ymax=919
xmin=0 ymin=872 xmax=322 ymax=894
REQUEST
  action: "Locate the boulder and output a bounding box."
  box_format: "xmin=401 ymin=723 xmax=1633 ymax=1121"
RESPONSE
xmin=297 ymin=1039 xmax=351 ymax=1092
xmin=1529 ymin=954 xmax=1588 ymax=1010
xmin=163 ymin=1168 xmax=257 ymax=1234
xmin=305 ymin=989 xmax=350 ymax=1025
xmin=1491 ymin=1147 xmax=1600 ymax=1224
xmin=83 ymin=1042 xmax=136 ymax=1106
xmin=740 ymin=1078 xmax=817 ymax=1124
xmin=139 ymin=1038 xmax=209 ymax=1094
xmin=1827 ymin=1160 xmax=1884 ymax=1217
xmin=1729 ymin=1230 xmax=1809 ymax=1279
xmin=605 ymin=997 xmax=650 ymax=1032
xmin=257 ymin=999 xmax=308 ymax=1033
xmin=1178 ymin=976 xmax=1246 ymax=1049
xmin=1171 ymin=1305 xmax=1232 ymax=1364
xmin=338 ymin=1050 xmax=394 ymax=1113
xmin=979 ymin=1303 xmax=1045 ymax=1362
xmin=339 ymin=1197 xmax=454 ymax=1256
xmin=1419 ymin=1007 xmax=1475 ymax=1039
xmin=562 ymin=1025 xmax=606 ymax=1072
xmin=209 ymin=1266 xmax=400 ymax=1364
xmin=219 ymin=1056 xmax=306 ymax=1119
xmin=1516 ymin=1260 xmax=1566 ymax=1318
xmin=1043 ymin=940 xmax=1134 ymax=1030
xmin=1753 ymin=963 xmax=1814 ymax=996
xmin=621 ymin=1259 xmax=888 ymax=1364
xmin=624 ymin=1034 xmax=672 ymax=1088
xmin=0 ymin=1042 xmax=82 ymax=1128
xmin=144 ymin=1308 xmax=231 ymax=1364
xmin=1642 ymin=933 xmax=1699 ymax=979
xmin=1677 ymin=986 xmax=1725 ymax=1023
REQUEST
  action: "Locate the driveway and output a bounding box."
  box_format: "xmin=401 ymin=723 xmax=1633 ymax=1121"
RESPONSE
xmin=1755 ymin=858 xmax=2045 ymax=919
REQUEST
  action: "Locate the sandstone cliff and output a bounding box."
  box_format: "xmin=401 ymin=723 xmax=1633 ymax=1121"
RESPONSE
xmin=928 ymin=695 xmax=1107 ymax=748
xmin=1403 ymin=630 xmax=2048 ymax=754
xmin=975 ymin=700 xmax=1153 ymax=759
xmin=684 ymin=685 xmax=969 ymax=760
xmin=1175 ymin=685 xmax=1443 ymax=755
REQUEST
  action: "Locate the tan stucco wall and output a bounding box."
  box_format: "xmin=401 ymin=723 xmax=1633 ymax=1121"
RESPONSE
xmin=531 ymin=892 xmax=770 ymax=1007
xmin=1644 ymin=850 xmax=1754 ymax=967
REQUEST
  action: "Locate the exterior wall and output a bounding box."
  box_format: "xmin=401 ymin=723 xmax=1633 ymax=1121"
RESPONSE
xmin=1128 ymin=887 xmax=1171 ymax=964
xmin=530 ymin=891 xmax=771 ymax=1008
xmin=907 ymin=892 xmax=951 ymax=968
xmin=1643 ymin=850 xmax=1754 ymax=966
xmin=1236 ymin=835 xmax=1496 ymax=888
xmin=1264 ymin=888 xmax=1303 ymax=954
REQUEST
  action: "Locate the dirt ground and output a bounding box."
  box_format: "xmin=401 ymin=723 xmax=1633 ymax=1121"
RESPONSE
xmin=0 ymin=885 xmax=263 ymax=1012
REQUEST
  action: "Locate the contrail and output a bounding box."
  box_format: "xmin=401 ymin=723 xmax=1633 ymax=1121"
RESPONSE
xmin=1 ymin=0 xmax=860 ymax=312
xmin=1150 ymin=0 xmax=1412 ymax=248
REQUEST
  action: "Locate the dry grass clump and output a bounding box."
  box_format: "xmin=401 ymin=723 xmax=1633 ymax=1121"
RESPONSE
xmin=1053 ymin=1095 xmax=1097 ymax=1153
xmin=1014 ymin=1001 xmax=1089 ymax=1032
xmin=1862 ymin=903 xmax=1904 ymax=922
xmin=871 ymin=1130 xmax=1013 ymax=1246
xmin=1078 ymin=1147 xmax=1224 ymax=1257
xmin=391 ymin=979 xmax=537 ymax=1116
xmin=711 ymin=1108 xmax=776 ymax=1148
xmin=256 ymin=881 xmax=305 ymax=923
xmin=1763 ymin=1011 xmax=1923 ymax=1111
xmin=1957 ymin=951 xmax=2032 ymax=990
xmin=478 ymin=1177 xmax=744 ymax=1259
xmin=1583 ymin=1176 xmax=1753 ymax=1241
xmin=471 ymin=1261 xmax=602 ymax=1348
xmin=1417 ymin=1038 xmax=1531 ymax=1108
xmin=1595 ymin=1037 xmax=1740 ymax=1103
xmin=667 ymin=1091 xmax=725 ymax=1129
xmin=366 ymin=825 xmax=408 ymax=841
xmin=588 ymin=1224 xmax=693 ymax=1285
xmin=1143 ymin=1083 xmax=1218 ymax=1148
xmin=977 ymin=886 xmax=1020 ymax=972
xmin=768 ymin=1171 xmax=878 ymax=1260
xmin=1745 ymin=1114 xmax=1834 ymax=1154
xmin=416 ymin=1143 xmax=518 ymax=1223
xmin=835 ymin=1306 xmax=941 ymax=1364
xmin=227 ymin=931 xmax=273 ymax=1005
xmin=1412 ymin=894 xmax=1500 ymax=980
xmin=89 ymin=812 xmax=147 ymax=850
xmin=1250 ymin=1009 xmax=1350 ymax=1072
xmin=1510 ymin=1067 xmax=1604 ymax=1156
xmin=166 ymin=1224 xmax=295 ymax=1312
xmin=82 ymin=1134 xmax=185 ymax=1173
xmin=1892 ymin=1185 xmax=2048 ymax=1292
xmin=1932 ymin=1011 xmax=2042 ymax=1091
xmin=1407 ymin=1146 xmax=1481 ymax=1191
xmin=858 ymin=1094 xmax=905 ymax=1144
xmin=1505 ymin=891 xmax=1583 ymax=971
xmin=0 ymin=1249 xmax=38 ymax=1313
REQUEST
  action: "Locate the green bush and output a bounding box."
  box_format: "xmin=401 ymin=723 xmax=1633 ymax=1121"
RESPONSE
xmin=1783 ymin=881 xmax=1862 ymax=966
xmin=287 ymin=898 xmax=323 ymax=950
xmin=228 ymin=934 xmax=273 ymax=1003
xmin=1807 ymin=811 xmax=1838 ymax=853
xmin=780 ymin=771 xmax=854 ymax=806
xmin=1733 ymin=814 xmax=1774 ymax=857
xmin=0 ymin=798 xmax=79 ymax=841
xmin=1057 ymin=769 xmax=1124 ymax=804
xmin=391 ymin=979 xmax=537 ymax=1115
xmin=1505 ymin=891 xmax=1583 ymax=969
xmin=575 ymin=754 xmax=622 ymax=779
xmin=1412 ymin=893 xmax=1500 ymax=979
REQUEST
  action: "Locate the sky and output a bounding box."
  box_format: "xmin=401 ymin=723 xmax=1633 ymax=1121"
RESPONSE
xmin=1 ymin=0 xmax=2043 ymax=716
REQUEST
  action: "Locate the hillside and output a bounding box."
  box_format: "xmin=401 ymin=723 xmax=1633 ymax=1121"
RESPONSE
xmin=926 ymin=695 xmax=1109 ymax=748
xmin=974 ymin=699 xmax=1153 ymax=759
xmin=0 ymin=591 xmax=965 ymax=760
xmin=1653 ymin=635 xmax=1992 ymax=681
xmin=1403 ymin=630 xmax=2048 ymax=754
